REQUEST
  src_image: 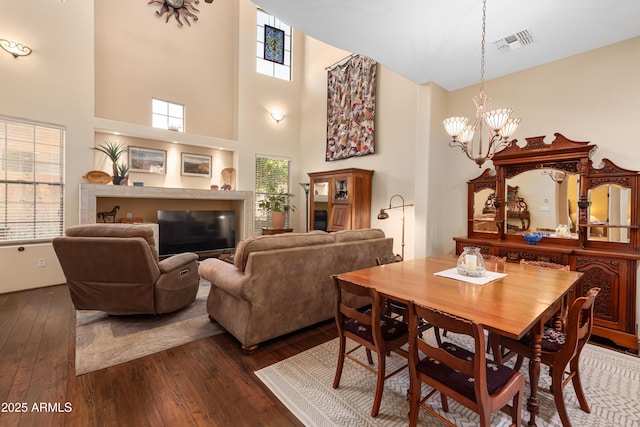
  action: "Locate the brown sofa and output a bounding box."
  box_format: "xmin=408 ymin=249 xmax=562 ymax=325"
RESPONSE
xmin=198 ymin=228 xmax=393 ymax=351
xmin=53 ymin=224 xmax=200 ymax=315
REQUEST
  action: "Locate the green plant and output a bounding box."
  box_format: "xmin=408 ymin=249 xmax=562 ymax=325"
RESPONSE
xmin=116 ymin=162 xmax=130 ymax=178
xmin=258 ymin=184 xmax=296 ymax=213
xmin=93 ymin=139 xmax=127 ymax=177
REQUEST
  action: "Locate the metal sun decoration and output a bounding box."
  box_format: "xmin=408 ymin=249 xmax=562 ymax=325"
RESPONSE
xmin=148 ymin=0 xmax=213 ymax=27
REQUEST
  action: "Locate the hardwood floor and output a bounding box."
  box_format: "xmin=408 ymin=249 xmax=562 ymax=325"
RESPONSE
xmin=0 ymin=284 xmax=338 ymax=427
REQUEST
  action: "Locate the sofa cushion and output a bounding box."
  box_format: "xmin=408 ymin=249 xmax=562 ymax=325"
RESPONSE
xmin=65 ymin=223 xmax=158 ymax=259
xmin=332 ymin=228 xmax=385 ymax=243
xmin=234 ymin=231 xmax=334 ymax=272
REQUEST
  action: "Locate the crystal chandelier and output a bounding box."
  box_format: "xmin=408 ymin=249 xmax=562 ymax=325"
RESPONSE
xmin=443 ymin=0 xmax=521 ymax=167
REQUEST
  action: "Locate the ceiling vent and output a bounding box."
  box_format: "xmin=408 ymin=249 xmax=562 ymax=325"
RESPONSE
xmin=493 ymin=29 xmax=534 ymax=53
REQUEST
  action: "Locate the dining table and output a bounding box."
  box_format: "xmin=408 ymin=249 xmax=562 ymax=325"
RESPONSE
xmin=334 ymin=254 xmax=583 ymax=427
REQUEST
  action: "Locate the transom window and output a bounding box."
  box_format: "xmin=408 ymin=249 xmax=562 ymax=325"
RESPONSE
xmin=0 ymin=115 xmax=65 ymax=244
xmin=152 ymin=98 xmax=184 ymax=132
xmin=255 ymin=156 xmax=292 ymax=232
xmin=256 ymin=9 xmax=292 ymax=81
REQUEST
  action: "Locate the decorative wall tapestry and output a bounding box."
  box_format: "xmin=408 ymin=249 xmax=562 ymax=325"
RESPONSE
xmin=326 ymin=55 xmax=376 ymax=161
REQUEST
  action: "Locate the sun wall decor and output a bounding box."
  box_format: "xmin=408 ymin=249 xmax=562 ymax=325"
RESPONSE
xmin=148 ymin=0 xmax=213 ymax=27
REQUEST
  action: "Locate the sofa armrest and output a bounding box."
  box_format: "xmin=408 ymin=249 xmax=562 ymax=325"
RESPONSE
xmin=198 ymin=258 xmax=250 ymax=300
xmin=158 ymin=252 xmax=198 ymax=274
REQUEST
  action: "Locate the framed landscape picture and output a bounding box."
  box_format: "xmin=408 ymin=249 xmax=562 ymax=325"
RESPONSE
xmin=181 ymin=153 xmax=212 ymax=177
xmin=129 ymin=147 xmax=166 ymax=174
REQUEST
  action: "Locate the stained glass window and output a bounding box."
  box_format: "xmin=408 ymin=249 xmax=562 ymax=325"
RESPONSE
xmin=256 ymin=9 xmax=291 ymax=81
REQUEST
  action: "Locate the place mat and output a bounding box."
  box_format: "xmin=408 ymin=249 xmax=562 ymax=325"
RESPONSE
xmin=434 ymin=267 xmax=506 ymax=285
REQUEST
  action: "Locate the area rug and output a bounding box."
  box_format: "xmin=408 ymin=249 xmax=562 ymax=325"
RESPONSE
xmin=256 ymin=329 xmax=640 ymax=426
xmin=75 ymin=279 xmax=224 ymax=375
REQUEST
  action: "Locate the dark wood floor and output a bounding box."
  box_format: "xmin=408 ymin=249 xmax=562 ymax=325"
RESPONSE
xmin=0 ymin=284 xmax=338 ymax=427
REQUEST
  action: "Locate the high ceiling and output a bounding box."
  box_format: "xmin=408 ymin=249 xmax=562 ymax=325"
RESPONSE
xmin=252 ymin=0 xmax=640 ymax=91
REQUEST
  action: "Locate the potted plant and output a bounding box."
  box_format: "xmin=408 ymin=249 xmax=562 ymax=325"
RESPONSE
xmin=258 ymin=184 xmax=296 ymax=229
xmin=93 ymin=139 xmax=128 ymax=185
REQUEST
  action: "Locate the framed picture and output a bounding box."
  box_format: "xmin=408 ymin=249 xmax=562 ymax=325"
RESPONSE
xmin=181 ymin=153 xmax=212 ymax=177
xmin=264 ymin=25 xmax=285 ymax=64
xmin=129 ymin=147 xmax=166 ymax=174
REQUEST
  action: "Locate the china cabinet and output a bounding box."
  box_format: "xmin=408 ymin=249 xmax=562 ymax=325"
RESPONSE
xmin=455 ymin=133 xmax=639 ymax=351
xmin=308 ymin=168 xmax=373 ymax=232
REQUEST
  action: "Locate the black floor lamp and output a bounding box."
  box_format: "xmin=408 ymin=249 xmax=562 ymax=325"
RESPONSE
xmin=299 ymin=183 xmax=310 ymax=232
xmin=377 ymin=194 xmax=414 ymax=259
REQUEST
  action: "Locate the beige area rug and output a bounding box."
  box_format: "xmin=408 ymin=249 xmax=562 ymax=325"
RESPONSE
xmin=256 ymin=329 xmax=640 ymax=426
xmin=75 ymin=279 xmax=224 ymax=375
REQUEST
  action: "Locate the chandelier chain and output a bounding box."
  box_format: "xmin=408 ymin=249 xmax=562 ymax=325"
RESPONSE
xmin=480 ymin=0 xmax=487 ymax=92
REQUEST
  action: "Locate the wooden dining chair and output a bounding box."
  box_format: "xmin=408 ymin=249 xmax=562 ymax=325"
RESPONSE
xmin=407 ymin=302 xmax=525 ymax=427
xmin=332 ymin=275 xmax=409 ymax=417
xmin=520 ymin=259 xmax=571 ymax=330
xmin=489 ymin=287 xmax=601 ymax=427
xmin=375 ymin=254 xmax=442 ymax=345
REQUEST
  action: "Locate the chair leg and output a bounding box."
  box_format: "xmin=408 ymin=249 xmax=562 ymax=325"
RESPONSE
xmin=512 ymin=388 xmax=523 ymax=427
xmin=433 ymin=327 xmax=442 ymax=347
xmin=569 ymin=357 xmax=591 ymax=413
xmin=514 ymin=355 xmax=524 ymax=372
xmin=408 ymin=377 xmax=420 ymax=427
xmin=371 ymin=351 xmax=386 ymax=417
xmin=551 ymin=364 xmax=572 ymax=427
xmin=366 ymin=348 xmax=374 ymax=365
xmin=333 ymin=337 xmax=346 ymax=389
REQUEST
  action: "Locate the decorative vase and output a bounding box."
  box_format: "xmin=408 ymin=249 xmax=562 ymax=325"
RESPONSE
xmin=457 ymin=246 xmax=487 ymax=277
xmin=271 ymin=211 xmax=286 ymax=229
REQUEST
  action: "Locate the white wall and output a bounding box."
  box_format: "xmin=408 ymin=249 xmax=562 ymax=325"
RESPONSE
xmin=1 ymin=0 xmax=639 ymax=294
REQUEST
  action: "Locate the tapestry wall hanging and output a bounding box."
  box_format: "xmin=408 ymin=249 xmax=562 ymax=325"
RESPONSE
xmin=326 ymin=55 xmax=377 ymax=161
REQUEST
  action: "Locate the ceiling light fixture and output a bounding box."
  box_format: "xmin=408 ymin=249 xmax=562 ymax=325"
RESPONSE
xmin=443 ymin=0 xmax=521 ymax=168
xmin=0 ymin=39 xmax=32 ymax=58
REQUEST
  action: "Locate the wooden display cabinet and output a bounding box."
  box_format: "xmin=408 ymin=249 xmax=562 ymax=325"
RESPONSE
xmin=455 ymin=133 xmax=640 ymax=352
xmin=308 ymin=168 xmax=373 ymax=232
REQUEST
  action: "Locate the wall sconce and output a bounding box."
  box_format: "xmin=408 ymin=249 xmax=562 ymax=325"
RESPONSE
xmin=542 ymin=170 xmax=567 ymax=184
xmin=0 ymin=39 xmax=32 ymax=58
xmin=270 ymin=112 xmax=285 ymax=123
xmin=377 ymin=194 xmax=414 ymax=259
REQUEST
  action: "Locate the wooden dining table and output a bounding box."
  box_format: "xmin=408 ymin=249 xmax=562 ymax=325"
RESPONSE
xmin=335 ymin=254 xmax=583 ymax=427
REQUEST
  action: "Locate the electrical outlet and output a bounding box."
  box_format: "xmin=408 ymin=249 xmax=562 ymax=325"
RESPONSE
xmin=38 ymin=258 xmax=46 ymax=267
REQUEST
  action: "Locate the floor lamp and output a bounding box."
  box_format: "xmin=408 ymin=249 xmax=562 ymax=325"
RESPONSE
xmin=299 ymin=183 xmax=310 ymax=232
xmin=377 ymin=194 xmax=414 ymax=259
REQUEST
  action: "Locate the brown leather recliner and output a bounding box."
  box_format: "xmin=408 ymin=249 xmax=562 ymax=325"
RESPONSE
xmin=53 ymin=223 xmax=200 ymax=315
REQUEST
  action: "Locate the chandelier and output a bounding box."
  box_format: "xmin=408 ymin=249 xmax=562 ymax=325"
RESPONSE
xmin=443 ymin=0 xmax=521 ymax=167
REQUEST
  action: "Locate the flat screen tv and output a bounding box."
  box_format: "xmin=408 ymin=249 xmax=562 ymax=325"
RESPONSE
xmin=157 ymin=210 xmax=236 ymax=257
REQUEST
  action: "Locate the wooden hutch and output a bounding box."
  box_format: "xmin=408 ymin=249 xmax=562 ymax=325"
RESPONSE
xmin=308 ymin=168 xmax=373 ymax=232
xmin=454 ymin=133 xmax=639 ymax=352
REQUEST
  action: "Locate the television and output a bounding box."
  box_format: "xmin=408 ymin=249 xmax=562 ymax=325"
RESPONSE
xmin=157 ymin=210 xmax=236 ymax=257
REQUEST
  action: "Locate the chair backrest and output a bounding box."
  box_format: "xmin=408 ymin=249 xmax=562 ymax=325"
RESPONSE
xmin=520 ymin=259 xmax=570 ymax=271
xmin=482 ymin=254 xmax=506 ymax=263
xmin=409 ymin=303 xmax=491 ymax=404
xmin=332 ymin=276 xmax=382 ymax=342
xmin=563 ymin=287 xmax=601 ymax=355
xmin=375 ymin=254 xmax=403 ymax=266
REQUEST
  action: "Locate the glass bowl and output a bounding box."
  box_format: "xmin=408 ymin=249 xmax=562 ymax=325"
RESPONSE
xmin=523 ymin=233 xmax=543 ymax=245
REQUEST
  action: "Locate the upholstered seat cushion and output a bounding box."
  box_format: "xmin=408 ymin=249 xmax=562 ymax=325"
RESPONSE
xmin=343 ymin=309 xmax=408 ymax=342
xmin=518 ymin=327 xmax=567 ymax=352
xmin=417 ymin=342 xmax=519 ymax=402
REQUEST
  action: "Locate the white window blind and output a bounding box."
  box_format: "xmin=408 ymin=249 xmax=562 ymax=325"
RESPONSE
xmin=255 ymin=156 xmax=291 ymax=232
xmin=0 ymin=115 xmax=65 ymax=244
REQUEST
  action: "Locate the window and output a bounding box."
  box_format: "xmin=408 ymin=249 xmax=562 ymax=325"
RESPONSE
xmin=152 ymin=98 xmax=184 ymax=132
xmin=255 ymin=156 xmax=292 ymax=232
xmin=0 ymin=115 xmax=65 ymax=244
xmin=256 ymin=9 xmax=291 ymax=81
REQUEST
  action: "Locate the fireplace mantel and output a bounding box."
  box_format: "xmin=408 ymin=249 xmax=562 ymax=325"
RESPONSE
xmin=80 ymin=184 xmax=254 ymax=241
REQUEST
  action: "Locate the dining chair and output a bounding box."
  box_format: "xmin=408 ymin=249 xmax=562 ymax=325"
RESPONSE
xmin=489 ymin=287 xmax=601 ymax=427
xmin=407 ymin=302 xmax=525 ymax=427
xmin=375 ymin=254 xmax=442 ymax=345
xmin=520 ymin=259 xmax=571 ymax=330
xmin=332 ymin=275 xmax=409 ymax=417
